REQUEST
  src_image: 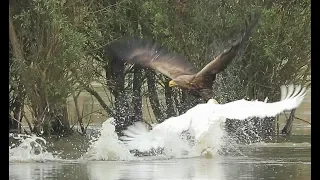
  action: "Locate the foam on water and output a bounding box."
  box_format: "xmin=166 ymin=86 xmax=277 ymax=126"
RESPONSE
xmin=9 ymin=133 xmax=58 ymax=162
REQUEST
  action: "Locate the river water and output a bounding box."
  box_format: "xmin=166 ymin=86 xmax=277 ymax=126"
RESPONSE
xmin=9 ymin=143 xmax=311 ymax=180
xmin=9 ymin=139 xmax=311 ymax=180
xmin=9 ymin=125 xmax=311 ymax=180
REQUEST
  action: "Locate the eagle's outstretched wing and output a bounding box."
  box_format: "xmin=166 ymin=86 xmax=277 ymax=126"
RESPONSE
xmin=107 ymin=37 xmax=197 ymax=80
xmin=195 ymin=11 xmax=261 ymax=83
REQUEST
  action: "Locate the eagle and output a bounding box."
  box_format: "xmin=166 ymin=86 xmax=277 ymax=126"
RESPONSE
xmin=106 ymin=12 xmax=261 ymax=101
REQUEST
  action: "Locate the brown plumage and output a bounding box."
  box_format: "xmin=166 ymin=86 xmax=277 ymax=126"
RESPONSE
xmin=107 ymin=12 xmax=261 ymax=101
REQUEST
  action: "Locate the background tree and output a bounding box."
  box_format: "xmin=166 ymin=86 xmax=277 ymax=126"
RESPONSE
xmin=9 ymin=0 xmax=310 ymax=139
xmin=9 ymin=0 xmax=95 ymax=135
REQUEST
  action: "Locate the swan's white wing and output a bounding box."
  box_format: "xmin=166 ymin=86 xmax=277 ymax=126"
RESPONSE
xmin=119 ymin=121 xmax=162 ymax=152
xmin=215 ymin=84 xmax=307 ymax=120
xmin=120 ymin=113 xmax=193 ymax=152
xmin=120 ymin=84 xmax=307 ymax=153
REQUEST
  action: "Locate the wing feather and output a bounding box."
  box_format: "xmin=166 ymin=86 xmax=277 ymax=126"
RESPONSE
xmin=195 ymin=11 xmax=261 ymax=81
xmin=107 ymin=37 xmax=197 ymax=79
xmin=216 ymin=85 xmax=307 ymax=120
xmin=120 ymin=121 xmax=165 ymax=152
xmin=120 ymin=113 xmax=193 ymax=152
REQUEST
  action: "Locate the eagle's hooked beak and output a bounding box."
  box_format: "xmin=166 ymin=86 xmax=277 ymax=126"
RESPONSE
xmin=169 ymin=80 xmax=177 ymax=87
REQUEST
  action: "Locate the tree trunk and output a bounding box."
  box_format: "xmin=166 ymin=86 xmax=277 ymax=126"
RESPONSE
xmin=107 ymin=55 xmax=131 ymax=134
xmin=164 ymin=78 xmax=175 ymax=120
xmin=73 ymin=92 xmax=85 ymax=134
xmin=177 ymin=90 xmax=199 ymax=115
xmin=132 ymin=68 xmax=143 ymax=122
xmin=50 ymin=104 xmax=72 ymax=136
xmin=281 ymin=109 xmax=296 ymax=136
xmin=85 ymin=86 xmax=114 ymax=117
xmin=9 ymin=6 xmax=25 ymax=133
xmin=9 ymin=7 xmax=24 ymax=59
xmin=12 ymin=99 xmax=22 ymax=132
xmin=145 ymin=70 xmax=163 ymax=122
xmin=9 ymin=90 xmax=24 ymax=132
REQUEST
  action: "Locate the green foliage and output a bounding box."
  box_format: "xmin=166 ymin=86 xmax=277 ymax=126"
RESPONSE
xmin=10 ymin=0 xmax=310 ymax=133
xmin=10 ymin=0 xmax=93 ymax=134
xmin=12 ymin=0 xmax=88 ymax=98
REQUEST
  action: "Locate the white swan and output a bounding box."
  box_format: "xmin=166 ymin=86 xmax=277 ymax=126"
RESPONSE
xmin=120 ymin=85 xmax=307 ymax=154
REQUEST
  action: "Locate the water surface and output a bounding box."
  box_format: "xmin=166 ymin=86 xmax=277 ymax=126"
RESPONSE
xmin=9 ymin=135 xmax=311 ymax=180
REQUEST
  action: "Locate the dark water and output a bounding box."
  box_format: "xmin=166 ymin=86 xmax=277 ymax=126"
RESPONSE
xmin=9 ymin=135 xmax=310 ymax=180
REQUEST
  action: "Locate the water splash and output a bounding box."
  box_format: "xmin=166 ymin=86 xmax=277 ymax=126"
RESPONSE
xmin=8 ymin=117 xmax=232 ymax=162
xmin=127 ymin=116 xmax=231 ymax=159
xmin=8 ymin=116 xmax=273 ymax=162
xmin=81 ymin=118 xmax=136 ymax=161
xmin=80 ymin=115 xmax=231 ymax=160
xmin=9 ymin=133 xmax=58 ymax=162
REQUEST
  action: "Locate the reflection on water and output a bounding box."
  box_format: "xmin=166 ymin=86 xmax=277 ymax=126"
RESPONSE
xmin=9 ymin=142 xmax=310 ymax=180
xmin=9 ymin=157 xmax=310 ymax=180
xmin=86 ymin=159 xmax=224 ymax=180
